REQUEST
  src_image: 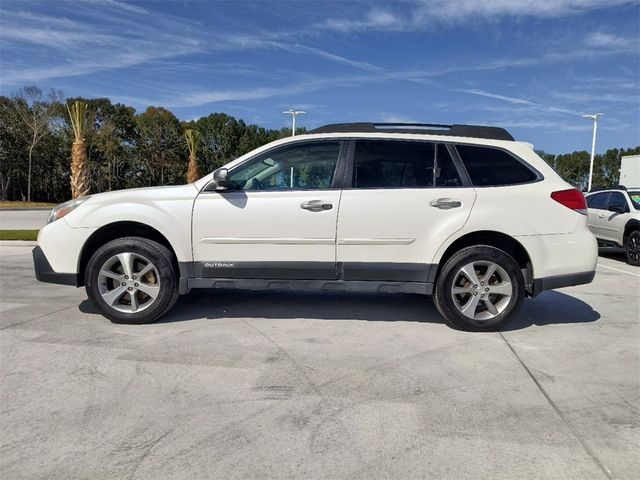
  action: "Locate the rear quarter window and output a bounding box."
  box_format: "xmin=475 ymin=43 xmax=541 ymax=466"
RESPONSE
xmin=456 ymin=145 xmax=538 ymax=186
xmin=628 ymin=191 xmax=640 ymax=210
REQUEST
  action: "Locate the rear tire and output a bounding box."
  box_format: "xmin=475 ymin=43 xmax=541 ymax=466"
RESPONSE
xmin=625 ymin=230 xmax=640 ymax=266
xmin=85 ymin=237 xmax=179 ymax=324
xmin=434 ymin=246 xmax=525 ymax=331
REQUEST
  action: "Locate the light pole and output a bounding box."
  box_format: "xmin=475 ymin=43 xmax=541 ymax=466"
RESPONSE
xmin=582 ymin=113 xmax=603 ymax=192
xmin=282 ymin=109 xmax=305 ymax=136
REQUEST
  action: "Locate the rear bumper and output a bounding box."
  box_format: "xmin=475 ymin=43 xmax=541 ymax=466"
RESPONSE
xmin=516 ymin=227 xmax=598 ymax=279
xmin=32 ymin=246 xmax=79 ymax=286
xmin=531 ymin=270 xmax=595 ymax=297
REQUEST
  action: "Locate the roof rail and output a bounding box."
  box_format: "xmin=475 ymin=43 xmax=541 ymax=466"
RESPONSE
xmin=309 ymin=122 xmax=515 ymax=141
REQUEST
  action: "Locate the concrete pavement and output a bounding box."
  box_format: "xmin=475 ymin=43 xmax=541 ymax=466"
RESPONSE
xmin=0 ymin=245 xmax=638 ymax=479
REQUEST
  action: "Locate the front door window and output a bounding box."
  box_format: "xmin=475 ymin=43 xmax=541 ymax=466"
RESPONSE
xmin=227 ymin=141 xmax=341 ymax=191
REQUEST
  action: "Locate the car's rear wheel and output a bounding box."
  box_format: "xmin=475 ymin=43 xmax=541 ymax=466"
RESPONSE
xmin=434 ymin=246 xmax=525 ymax=331
xmin=625 ymin=230 xmax=640 ymax=266
xmin=85 ymin=237 xmax=179 ymax=324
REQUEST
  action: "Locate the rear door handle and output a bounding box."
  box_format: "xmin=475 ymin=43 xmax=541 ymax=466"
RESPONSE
xmin=429 ymin=198 xmax=462 ymax=210
xmin=301 ymin=200 xmax=333 ymax=212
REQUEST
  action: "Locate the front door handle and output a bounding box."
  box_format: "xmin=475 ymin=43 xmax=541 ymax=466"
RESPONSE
xmin=301 ymin=200 xmax=333 ymax=212
xmin=429 ymin=198 xmax=462 ymax=210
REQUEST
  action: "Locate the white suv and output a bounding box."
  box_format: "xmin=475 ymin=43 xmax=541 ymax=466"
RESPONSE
xmin=33 ymin=123 xmax=598 ymax=331
xmin=585 ymin=187 xmax=640 ymax=265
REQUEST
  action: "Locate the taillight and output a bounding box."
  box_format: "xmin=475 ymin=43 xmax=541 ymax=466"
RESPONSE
xmin=551 ymin=188 xmax=587 ymax=215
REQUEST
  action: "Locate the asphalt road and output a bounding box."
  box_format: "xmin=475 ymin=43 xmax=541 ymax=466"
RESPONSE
xmin=0 ymin=209 xmax=49 ymax=230
xmin=0 ymin=244 xmax=638 ymax=479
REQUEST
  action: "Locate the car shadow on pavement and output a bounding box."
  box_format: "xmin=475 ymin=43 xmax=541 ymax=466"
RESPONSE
xmin=598 ymin=248 xmax=628 ymax=264
xmin=502 ymin=290 xmax=600 ymax=331
xmin=80 ymin=289 xmax=600 ymax=331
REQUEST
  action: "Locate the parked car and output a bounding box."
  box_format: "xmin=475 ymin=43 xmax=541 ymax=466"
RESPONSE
xmin=33 ymin=122 xmax=598 ymax=331
xmin=585 ymin=187 xmax=640 ymax=266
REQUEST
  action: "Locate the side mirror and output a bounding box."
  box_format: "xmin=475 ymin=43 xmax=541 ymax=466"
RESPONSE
xmin=608 ymin=204 xmax=626 ymax=213
xmin=213 ymin=168 xmax=229 ymax=190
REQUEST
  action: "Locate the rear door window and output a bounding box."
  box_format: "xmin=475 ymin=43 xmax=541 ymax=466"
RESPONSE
xmin=456 ymin=145 xmax=538 ymax=186
xmin=608 ymin=192 xmax=628 ymax=211
xmin=352 ymin=140 xmax=461 ymax=188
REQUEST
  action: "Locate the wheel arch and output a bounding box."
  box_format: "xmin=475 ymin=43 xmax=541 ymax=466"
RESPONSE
xmin=623 ymin=219 xmax=640 ymax=243
xmin=430 ymin=230 xmax=533 ymax=293
xmin=77 ymin=221 xmax=181 ymax=286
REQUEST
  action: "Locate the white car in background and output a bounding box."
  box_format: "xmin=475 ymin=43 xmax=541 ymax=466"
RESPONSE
xmin=33 ymin=122 xmax=598 ymax=331
xmin=585 ymin=187 xmax=640 ymax=266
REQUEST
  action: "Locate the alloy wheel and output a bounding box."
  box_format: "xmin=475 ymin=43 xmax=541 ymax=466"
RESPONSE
xmin=97 ymin=252 xmax=161 ymax=313
xmin=451 ymin=261 xmax=513 ymax=322
xmin=628 ymin=232 xmax=640 ymax=264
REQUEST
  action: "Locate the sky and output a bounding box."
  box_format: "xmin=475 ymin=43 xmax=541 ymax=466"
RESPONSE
xmin=0 ymin=0 xmax=639 ymax=153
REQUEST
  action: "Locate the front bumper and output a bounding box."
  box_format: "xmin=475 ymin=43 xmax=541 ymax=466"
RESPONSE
xmin=32 ymin=246 xmax=79 ymax=286
xmin=531 ymin=270 xmax=595 ymax=297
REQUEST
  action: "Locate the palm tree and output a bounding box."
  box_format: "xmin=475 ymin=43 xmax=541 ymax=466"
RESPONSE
xmin=67 ymin=101 xmax=89 ymax=198
xmin=184 ymin=128 xmax=201 ymax=183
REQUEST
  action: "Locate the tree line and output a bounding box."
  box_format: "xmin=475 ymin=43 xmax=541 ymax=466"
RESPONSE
xmin=0 ymin=86 xmax=299 ymax=202
xmin=0 ymin=86 xmax=638 ymax=203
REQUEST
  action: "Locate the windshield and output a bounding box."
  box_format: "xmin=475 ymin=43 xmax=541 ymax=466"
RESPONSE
xmin=628 ymin=191 xmax=640 ymax=210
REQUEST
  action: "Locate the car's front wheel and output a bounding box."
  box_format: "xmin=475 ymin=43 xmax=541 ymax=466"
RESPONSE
xmin=625 ymin=230 xmax=640 ymax=266
xmin=433 ymin=246 xmax=525 ymax=331
xmin=85 ymin=237 xmax=179 ymax=324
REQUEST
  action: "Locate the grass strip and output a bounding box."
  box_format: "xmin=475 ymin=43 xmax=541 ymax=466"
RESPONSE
xmin=0 ymin=230 xmax=39 ymax=241
xmin=0 ymin=201 xmax=55 ymax=209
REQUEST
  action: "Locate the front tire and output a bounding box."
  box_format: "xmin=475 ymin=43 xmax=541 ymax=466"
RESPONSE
xmin=433 ymin=246 xmax=525 ymax=331
xmin=625 ymin=230 xmax=640 ymax=266
xmin=85 ymin=237 xmax=179 ymax=324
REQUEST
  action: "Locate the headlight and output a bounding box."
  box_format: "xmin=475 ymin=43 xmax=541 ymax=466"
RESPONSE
xmin=48 ymin=197 xmax=91 ymax=223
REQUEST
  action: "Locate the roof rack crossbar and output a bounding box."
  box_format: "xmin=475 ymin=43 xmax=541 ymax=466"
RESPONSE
xmin=310 ymin=122 xmax=514 ymax=141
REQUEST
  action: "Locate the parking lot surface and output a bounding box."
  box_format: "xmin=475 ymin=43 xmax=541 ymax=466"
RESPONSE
xmin=0 ymin=244 xmax=638 ymax=479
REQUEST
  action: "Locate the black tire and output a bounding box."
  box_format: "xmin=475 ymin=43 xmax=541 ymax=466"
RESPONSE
xmin=625 ymin=230 xmax=640 ymax=266
xmin=85 ymin=236 xmax=179 ymax=324
xmin=433 ymin=246 xmax=525 ymax=332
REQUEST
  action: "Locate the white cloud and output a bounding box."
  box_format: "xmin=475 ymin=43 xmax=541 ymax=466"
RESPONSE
xmin=585 ymin=31 xmax=636 ymax=49
xmin=80 ymin=0 xmax=149 ymax=15
xmin=413 ymin=0 xmax=635 ymax=23
xmin=453 ymin=88 xmax=583 ymax=116
xmin=322 ymin=9 xmax=405 ymax=32
xmin=290 ymin=45 xmax=384 ymax=72
xmin=321 ymin=0 xmax=636 ymax=32
xmin=0 ymin=9 xmax=202 ymax=84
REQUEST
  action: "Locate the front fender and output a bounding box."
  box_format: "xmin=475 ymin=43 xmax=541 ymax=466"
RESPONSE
xmin=63 ymin=185 xmax=198 ymax=262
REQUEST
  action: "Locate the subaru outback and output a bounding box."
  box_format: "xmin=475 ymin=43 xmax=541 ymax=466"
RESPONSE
xmin=33 ymin=123 xmax=598 ymax=331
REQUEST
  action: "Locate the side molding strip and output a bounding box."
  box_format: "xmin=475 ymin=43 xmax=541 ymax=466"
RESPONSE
xmin=200 ymin=237 xmax=335 ymax=245
xmin=338 ymin=238 xmax=415 ymax=245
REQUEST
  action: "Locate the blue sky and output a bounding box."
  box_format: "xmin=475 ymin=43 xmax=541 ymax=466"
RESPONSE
xmin=1 ymin=0 xmax=638 ymax=153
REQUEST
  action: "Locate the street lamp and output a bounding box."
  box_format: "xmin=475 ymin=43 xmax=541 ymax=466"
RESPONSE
xmin=282 ymin=109 xmax=306 ymax=136
xmin=582 ymin=113 xmax=603 ymax=192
